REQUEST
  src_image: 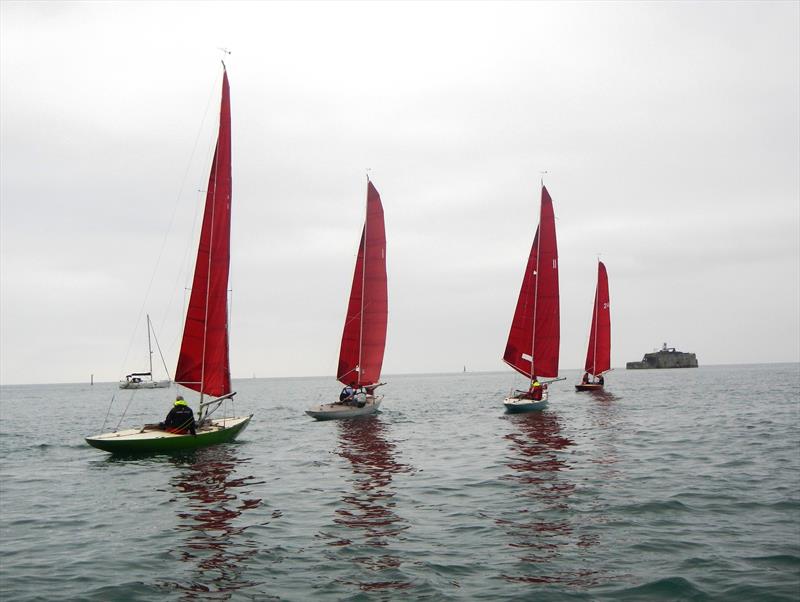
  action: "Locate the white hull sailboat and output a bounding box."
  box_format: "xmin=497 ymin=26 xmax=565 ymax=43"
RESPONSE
xmin=119 ymin=314 xmax=171 ymax=389
xmin=119 ymin=378 xmax=170 ymax=390
xmin=307 ymin=180 xmax=388 ymax=421
xmin=306 ymin=395 xmax=383 ymax=421
xmin=502 ymin=183 xmax=562 ymax=413
xmin=503 ymin=390 xmax=549 ymax=413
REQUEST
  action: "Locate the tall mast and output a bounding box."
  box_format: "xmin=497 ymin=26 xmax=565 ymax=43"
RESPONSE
xmin=358 ymin=176 xmax=369 ymax=384
xmin=174 ymin=64 xmax=232 ymax=400
xmin=593 ymin=261 xmax=599 ymax=376
xmin=199 ymin=144 xmax=219 ymax=406
xmin=530 ymin=180 xmax=543 ymax=383
xmin=146 ymin=314 xmax=154 ymax=375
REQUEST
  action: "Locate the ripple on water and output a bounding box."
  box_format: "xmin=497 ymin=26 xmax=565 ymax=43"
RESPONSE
xmin=604 ymin=576 xmax=710 ymax=601
xmin=1 ymin=367 xmax=798 ymax=600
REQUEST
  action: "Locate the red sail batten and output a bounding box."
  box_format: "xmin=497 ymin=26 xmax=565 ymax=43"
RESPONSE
xmin=503 ymin=185 xmax=560 ymax=379
xmin=337 ymin=182 xmax=387 ymax=387
xmin=175 ymin=70 xmax=232 ymax=397
xmin=584 ymin=261 xmax=611 ymax=376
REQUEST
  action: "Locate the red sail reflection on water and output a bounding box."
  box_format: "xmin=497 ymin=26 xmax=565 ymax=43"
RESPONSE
xmin=161 ymin=447 xmax=266 ymax=599
xmin=500 ymin=412 xmax=603 ymax=587
xmin=319 ymin=416 xmax=413 ymax=592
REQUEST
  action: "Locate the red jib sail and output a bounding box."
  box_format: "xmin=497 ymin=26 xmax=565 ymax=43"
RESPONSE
xmin=175 ymin=69 xmax=232 ymax=397
xmin=584 ymin=261 xmax=611 ymax=376
xmin=337 ymin=181 xmax=388 ymax=387
xmin=503 ymin=185 xmax=560 ymax=379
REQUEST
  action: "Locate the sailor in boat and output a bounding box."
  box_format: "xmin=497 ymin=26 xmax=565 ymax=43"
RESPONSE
xmin=338 ymin=382 xmax=371 ymax=408
xmin=582 ymin=373 xmax=605 ymax=385
xmin=159 ymin=395 xmax=197 ymax=435
xmin=515 ymin=377 xmax=544 ymax=400
xmin=338 ymin=382 xmax=365 ymax=407
xmin=339 ymin=383 xmax=356 ymax=403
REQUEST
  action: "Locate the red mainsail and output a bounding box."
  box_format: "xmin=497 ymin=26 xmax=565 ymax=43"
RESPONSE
xmin=503 ymin=185 xmax=560 ymax=379
xmin=175 ymin=69 xmax=232 ymax=397
xmin=584 ymin=261 xmax=611 ymax=376
xmin=337 ymin=181 xmax=388 ymax=387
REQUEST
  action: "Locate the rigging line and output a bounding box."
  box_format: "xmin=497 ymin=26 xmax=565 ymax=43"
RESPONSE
xmin=160 ymin=73 xmax=223 ymax=354
xmin=149 ymin=319 xmax=172 ymax=381
xmin=163 ymin=188 xmax=206 ymax=357
xmin=114 ymin=390 xmax=138 ymax=431
xmin=116 ymin=71 xmax=221 ymax=380
xmin=100 ymin=393 xmax=116 ymax=433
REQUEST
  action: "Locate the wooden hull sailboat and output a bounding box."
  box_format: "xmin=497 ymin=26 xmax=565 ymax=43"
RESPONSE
xmin=502 ymin=184 xmax=561 ymax=413
xmin=307 ymin=181 xmax=388 ymax=421
xmin=88 ymin=65 xmax=252 ymax=454
xmin=576 ymin=261 xmax=611 ymax=392
xmin=119 ymin=315 xmax=171 ymax=389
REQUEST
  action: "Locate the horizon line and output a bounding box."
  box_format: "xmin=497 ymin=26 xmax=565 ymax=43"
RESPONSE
xmin=1 ymin=361 xmax=798 ymax=387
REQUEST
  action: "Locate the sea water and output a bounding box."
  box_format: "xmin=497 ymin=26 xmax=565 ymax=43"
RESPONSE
xmin=1 ymin=364 xmax=798 ymax=601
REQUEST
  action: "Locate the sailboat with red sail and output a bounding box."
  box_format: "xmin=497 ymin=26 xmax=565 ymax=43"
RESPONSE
xmin=576 ymin=261 xmax=611 ymax=391
xmin=87 ymin=66 xmax=252 ymax=453
xmin=502 ymin=184 xmax=563 ymax=413
xmin=306 ymin=181 xmax=388 ymax=420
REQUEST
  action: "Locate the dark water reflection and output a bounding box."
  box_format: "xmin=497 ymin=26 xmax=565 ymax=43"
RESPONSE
xmin=161 ymin=446 xmax=265 ymax=600
xmin=321 ymin=415 xmax=413 ymax=592
xmin=500 ymin=411 xmax=603 ymax=586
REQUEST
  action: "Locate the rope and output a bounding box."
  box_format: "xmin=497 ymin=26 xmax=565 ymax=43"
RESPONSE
xmin=114 ymin=389 xmax=138 ymax=432
xmin=118 ymin=71 xmax=221 ymax=377
xmin=100 ymin=394 xmax=116 ymax=432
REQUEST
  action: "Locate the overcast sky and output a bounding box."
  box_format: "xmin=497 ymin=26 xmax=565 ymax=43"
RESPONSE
xmin=1 ymin=1 xmax=798 ymax=385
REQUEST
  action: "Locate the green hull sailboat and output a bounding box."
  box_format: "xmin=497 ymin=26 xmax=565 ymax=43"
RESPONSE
xmin=86 ymin=415 xmax=251 ymax=454
xmin=87 ymin=65 xmax=252 ymax=455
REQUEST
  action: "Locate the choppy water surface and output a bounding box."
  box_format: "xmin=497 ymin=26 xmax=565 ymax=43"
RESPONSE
xmin=1 ymin=364 xmax=798 ymax=600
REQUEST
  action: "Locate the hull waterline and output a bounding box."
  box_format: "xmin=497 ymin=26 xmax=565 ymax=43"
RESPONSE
xmin=575 ymin=383 xmax=604 ymax=392
xmin=85 ymin=415 xmax=252 ymax=454
xmin=503 ymin=397 xmax=548 ymax=413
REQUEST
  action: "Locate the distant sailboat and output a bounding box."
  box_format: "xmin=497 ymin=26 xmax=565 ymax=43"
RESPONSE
xmin=306 ymin=181 xmax=388 ymax=420
xmin=87 ymin=65 xmax=252 ymax=453
xmin=576 ymin=261 xmax=611 ymax=391
xmin=119 ymin=314 xmax=171 ymax=389
xmin=502 ymin=184 xmax=562 ymax=413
